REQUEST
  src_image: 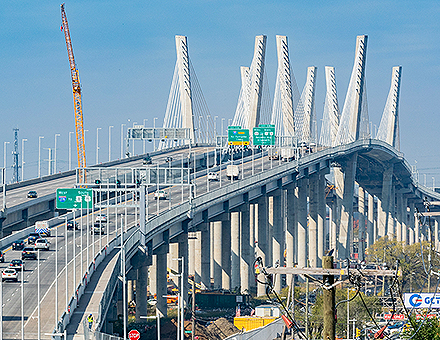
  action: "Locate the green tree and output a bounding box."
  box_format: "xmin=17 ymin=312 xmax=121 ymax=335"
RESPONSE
xmin=402 ymin=317 xmax=440 ymax=340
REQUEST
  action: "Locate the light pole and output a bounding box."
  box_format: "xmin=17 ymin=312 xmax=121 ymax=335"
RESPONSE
xmin=3 ymin=141 xmax=10 ymax=182
xmin=96 ymin=127 xmax=101 ymax=164
xmin=153 ymin=118 xmax=158 ymax=152
xmin=108 ymin=126 xmax=113 ymax=162
xmin=143 ymin=119 xmax=148 ymax=154
xmin=120 ymin=124 xmax=126 ymax=159
xmin=21 ymin=139 xmax=27 ymax=181
xmin=207 ymin=115 xmax=210 ymax=144
xmin=69 ymin=132 xmax=74 ymax=170
xmin=38 ymin=136 xmax=44 ymax=177
xmin=221 ymin=118 xmax=225 ymax=136
xmin=44 ymin=148 xmax=52 ymax=175
xmin=54 ymin=133 xmax=60 ymax=174
xmin=214 ymin=116 xmax=218 ymax=137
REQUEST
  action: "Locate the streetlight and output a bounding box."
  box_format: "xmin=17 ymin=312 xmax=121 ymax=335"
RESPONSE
xmin=120 ymin=124 xmax=126 ymax=159
xmin=38 ymin=137 xmax=44 ymax=178
xmin=214 ymin=116 xmax=218 ymax=137
xmin=69 ymin=132 xmax=74 ymax=170
xmin=96 ymin=127 xmax=101 ymax=164
xmin=153 ymin=118 xmax=158 ymax=152
xmin=221 ymin=118 xmax=225 ymax=136
xmin=108 ymin=126 xmax=113 ymax=162
xmin=54 ymin=133 xmax=60 ymax=173
xmin=44 ymin=148 xmax=52 ymax=175
xmin=3 ymin=141 xmax=10 ymax=182
xmin=21 ymin=139 xmax=27 ymax=181
xmin=143 ymin=119 xmax=148 ymax=154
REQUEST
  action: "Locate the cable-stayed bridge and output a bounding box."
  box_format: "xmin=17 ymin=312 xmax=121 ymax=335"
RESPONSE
xmin=0 ymin=34 xmax=436 ymax=340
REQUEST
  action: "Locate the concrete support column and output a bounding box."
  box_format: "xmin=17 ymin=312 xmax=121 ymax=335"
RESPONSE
xmin=367 ymin=192 xmax=374 ymax=247
xmin=339 ymin=154 xmax=357 ymax=260
xmin=415 ymin=207 xmax=420 ymax=242
xmin=168 ymin=243 xmax=179 ymax=274
xmin=297 ymin=178 xmax=308 ymax=268
xmin=149 ymin=255 xmax=157 ymax=296
xmin=189 ymin=233 xmax=196 ymax=277
xmin=241 ymin=206 xmax=251 ymax=294
xmin=231 ymin=211 xmax=241 ymax=291
xmin=378 ymin=164 xmax=393 ymax=238
xmin=194 ymin=231 xmax=201 ymax=283
xmin=155 ymin=246 xmax=168 ymax=317
xmin=222 ymin=219 xmax=231 ymax=290
xmin=402 ymin=197 xmax=408 ymax=245
xmin=409 ymin=202 xmax=415 ymax=245
xmin=213 ymin=221 xmax=223 ymax=289
xmin=270 ymin=192 xmax=283 ymax=292
xmin=396 ymin=193 xmax=403 ymax=242
xmin=136 ymin=265 xmax=149 ymax=322
xmin=358 ymin=186 xmax=366 ymax=261
xmin=127 ymin=280 xmax=134 ymax=302
xmin=285 ymin=185 xmax=296 ymax=281
xmin=249 ymin=203 xmax=256 ymax=294
xmin=210 ymin=222 xmax=214 ymax=283
xmin=309 ymin=174 xmax=319 ymax=268
xmin=256 ymin=198 xmax=268 ymax=296
xmin=318 ymin=173 xmax=326 ymax=266
xmin=200 ymin=224 xmax=211 ymax=290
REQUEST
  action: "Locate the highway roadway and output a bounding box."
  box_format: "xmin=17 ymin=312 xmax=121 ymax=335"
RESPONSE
xmin=0 ymin=146 xmax=281 ymax=339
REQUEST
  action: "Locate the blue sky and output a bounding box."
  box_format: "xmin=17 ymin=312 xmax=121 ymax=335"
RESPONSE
xmin=0 ymin=0 xmax=439 ymax=186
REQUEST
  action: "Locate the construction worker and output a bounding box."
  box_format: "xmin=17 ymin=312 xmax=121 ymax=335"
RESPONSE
xmin=87 ymin=314 xmax=94 ymax=330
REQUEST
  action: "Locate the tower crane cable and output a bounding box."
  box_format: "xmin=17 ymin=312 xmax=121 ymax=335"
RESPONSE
xmin=61 ymin=3 xmax=86 ymax=183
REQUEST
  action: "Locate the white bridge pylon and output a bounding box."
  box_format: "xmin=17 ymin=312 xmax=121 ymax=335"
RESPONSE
xmin=319 ymin=66 xmax=340 ymax=147
xmin=160 ymin=35 xmax=214 ymax=149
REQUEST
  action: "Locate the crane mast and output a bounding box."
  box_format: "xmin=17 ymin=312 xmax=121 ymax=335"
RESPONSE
xmin=61 ymin=3 xmax=86 ymax=182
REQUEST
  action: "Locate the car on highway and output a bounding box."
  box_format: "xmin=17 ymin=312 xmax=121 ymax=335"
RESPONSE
xmin=208 ymin=172 xmax=219 ymax=181
xmin=35 ymin=238 xmax=50 ymax=251
xmin=154 ymin=190 xmax=168 ymax=200
xmin=67 ymin=220 xmax=79 ymax=230
xmin=2 ymin=268 xmax=18 ymax=282
xmin=27 ymin=190 xmax=38 ymax=198
xmin=28 ymin=232 xmax=41 ymax=244
xmin=91 ymin=222 xmax=105 ymax=235
xmin=0 ymin=250 xmax=4 ymax=263
xmin=165 ymin=156 xmax=173 ymax=163
xmin=9 ymin=259 xmax=25 ymax=271
xmin=95 ymin=214 xmax=107 ymax=223
xmin=22 ymin=247 xmax=37 ymax=260
xmin=12 ymin=239 xmax=25 ymax=250
xmin=143 ymin=154 xmax=152 ymax=165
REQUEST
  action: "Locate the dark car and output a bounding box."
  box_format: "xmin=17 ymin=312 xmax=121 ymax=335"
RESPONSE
xmin=28 ymin=232 xmax=41 ymax=245
xmin=27 ymin=190 xmax=38 ymax=198
xmin=12 ymin=239 xmax=25 ymax=250
xmin=143 ymin=154 xmax=152 ymax=165
xmin=91 ymin=222 xmax=105 ymax=235
xmin=165 ymin=156 xmax=173 ymax=163
xmin=22 ymin=247 xmax=37 ymax=260
xmin=0 ymin=250 xmax=4 ymax=263
xmin=67 ymin=220 xmax=79 ymax=230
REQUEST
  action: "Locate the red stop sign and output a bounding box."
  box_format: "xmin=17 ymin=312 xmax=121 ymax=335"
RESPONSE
xmin=128 ymin=329 xmax=140 ymax=340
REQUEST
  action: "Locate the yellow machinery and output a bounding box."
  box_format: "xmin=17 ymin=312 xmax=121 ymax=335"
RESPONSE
xmin=61 ymin=3 xmax=86 ymax=183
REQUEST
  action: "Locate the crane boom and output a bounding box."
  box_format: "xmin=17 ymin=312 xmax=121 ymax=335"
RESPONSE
xmin=61 ymin=3 xmax=86 ymax=182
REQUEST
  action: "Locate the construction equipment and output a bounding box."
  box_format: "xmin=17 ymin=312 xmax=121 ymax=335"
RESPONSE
xmin=61 ymin=3 xmax=86 ymax=182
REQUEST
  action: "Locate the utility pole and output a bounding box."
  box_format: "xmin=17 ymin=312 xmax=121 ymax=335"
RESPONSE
xmin=322 ymin=256 xmax=335 ymax=340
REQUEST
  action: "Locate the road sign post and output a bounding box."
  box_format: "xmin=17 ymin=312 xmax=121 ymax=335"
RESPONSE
xmin=56 ymin=188 xmax=93 ymax=209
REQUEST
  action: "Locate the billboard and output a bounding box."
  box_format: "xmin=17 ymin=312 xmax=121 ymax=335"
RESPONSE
xmin=404 ymin=293 xmax=440 ymax=309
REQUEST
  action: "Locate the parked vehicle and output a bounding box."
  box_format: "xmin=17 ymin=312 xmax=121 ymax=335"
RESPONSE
xmin=35 ymin=221 xmax=51 ymax=237
xmin=2 ymin=269 xmax=18 ymax=282
xmin=12 ymin=239 xmax=25 ymax=250
xmin=27 ymin=190 xmax=38 ymax=198
xmin=28 ymin=232 xmax=41 ymax=245
xmin=226 ymin=165 xmax=240 ymax=180
xmin=35 ymin=238 xmax=50 ymax=251
xmin=154 ymin=190 xmax=168 ymax=200
xmin=22 ymin=247 xmax=37 ymax=260
xmin=208 ymin=172 xmax=219 ymax=181
xmin=9 ymin=259 xmax=25 ymax=271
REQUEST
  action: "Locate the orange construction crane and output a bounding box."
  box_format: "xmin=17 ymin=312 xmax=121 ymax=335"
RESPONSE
xmin=61 ymin=3 xmax=86 ymax=183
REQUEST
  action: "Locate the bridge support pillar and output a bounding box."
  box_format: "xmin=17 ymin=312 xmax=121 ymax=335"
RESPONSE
xmin=378 ymin=164 xmax=394 ymax=238
xmin=127 ymin=280 xmax=134 ymax=303
xmin=177 ymin=232 xmax=189 ymax=308
xmin=136 ymin=265 xmax=149 ymax=322
xmin=189 ymin=232 xmax=196 ymax=279
xmin=318 ymin=172 xmax=326 ymax=267
xmin=409 ymin=202 xmax=415 ymax=245
xmin=396 ymin=193 xmax=403 ymax=243
xmin=285 ymin=185 xmax=296 ymax=287
xmin=168 ymin=243 xmax=179 ymax=276
xmin=269 ymin=191 xmax=283 ymax=292
xmin=155 ymin=245 xmax=169 ymax=318
xmin=338 ymin=154 xmax=357 ymax=260
xmin=309 ymin=174 xmax=319 ymax=268
xmin=241 ymin=206 xmax=251 ymax=294
xmin=212 ymin=215 xmax=231 ymax=290
xmin=231 ymin=211 xmax=240 ymax=291
xmin=367 ymin=192 xmax=374 ymax=247
xmin=255 ymin=197 xmax=268 ymax=296
xmin=402 ymin=196 xmax=408 ymax=245
xmin=213 ymin=221 xmax=222 ymax=289
xmin=200 ymin=224 xmax=211 ymax=289
xmin=222 ymin=219 xmax=231 ymax=290
xmin=248 ymin=203 xmax=257 ymax=294
xmin=358 ymin=186 xmax=366 ymax=261
xmin=297 ymin=178 xmax=308 ymax=269
xmin=149 ymin=256 xmax=157 ymax=297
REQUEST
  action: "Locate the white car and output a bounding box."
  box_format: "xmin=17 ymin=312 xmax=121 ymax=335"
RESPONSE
xmin=35 ymin=238 xmax=50 ymax=251
xmin=154 ymin=190 xmax=168 ymax=200
xmin=208 ymin=172 xmax=219 ymax=181
xmin=95 ymin=214 xmax=107 ymax=223
xmin=2 ymin=269 xmax=18 ymax=282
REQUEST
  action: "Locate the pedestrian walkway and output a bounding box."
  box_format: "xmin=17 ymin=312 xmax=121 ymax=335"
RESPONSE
xmin=66 ymin=248 xmax=119 ymax=340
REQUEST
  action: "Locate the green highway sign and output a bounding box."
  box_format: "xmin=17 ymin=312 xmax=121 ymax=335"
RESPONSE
xmin=253 ymin=124 xmax=275 ymax=146
xmin=228 ymin=127 xmax=250 ymax=146
xmin=56 ymin=188 xmax=93 ymax=209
